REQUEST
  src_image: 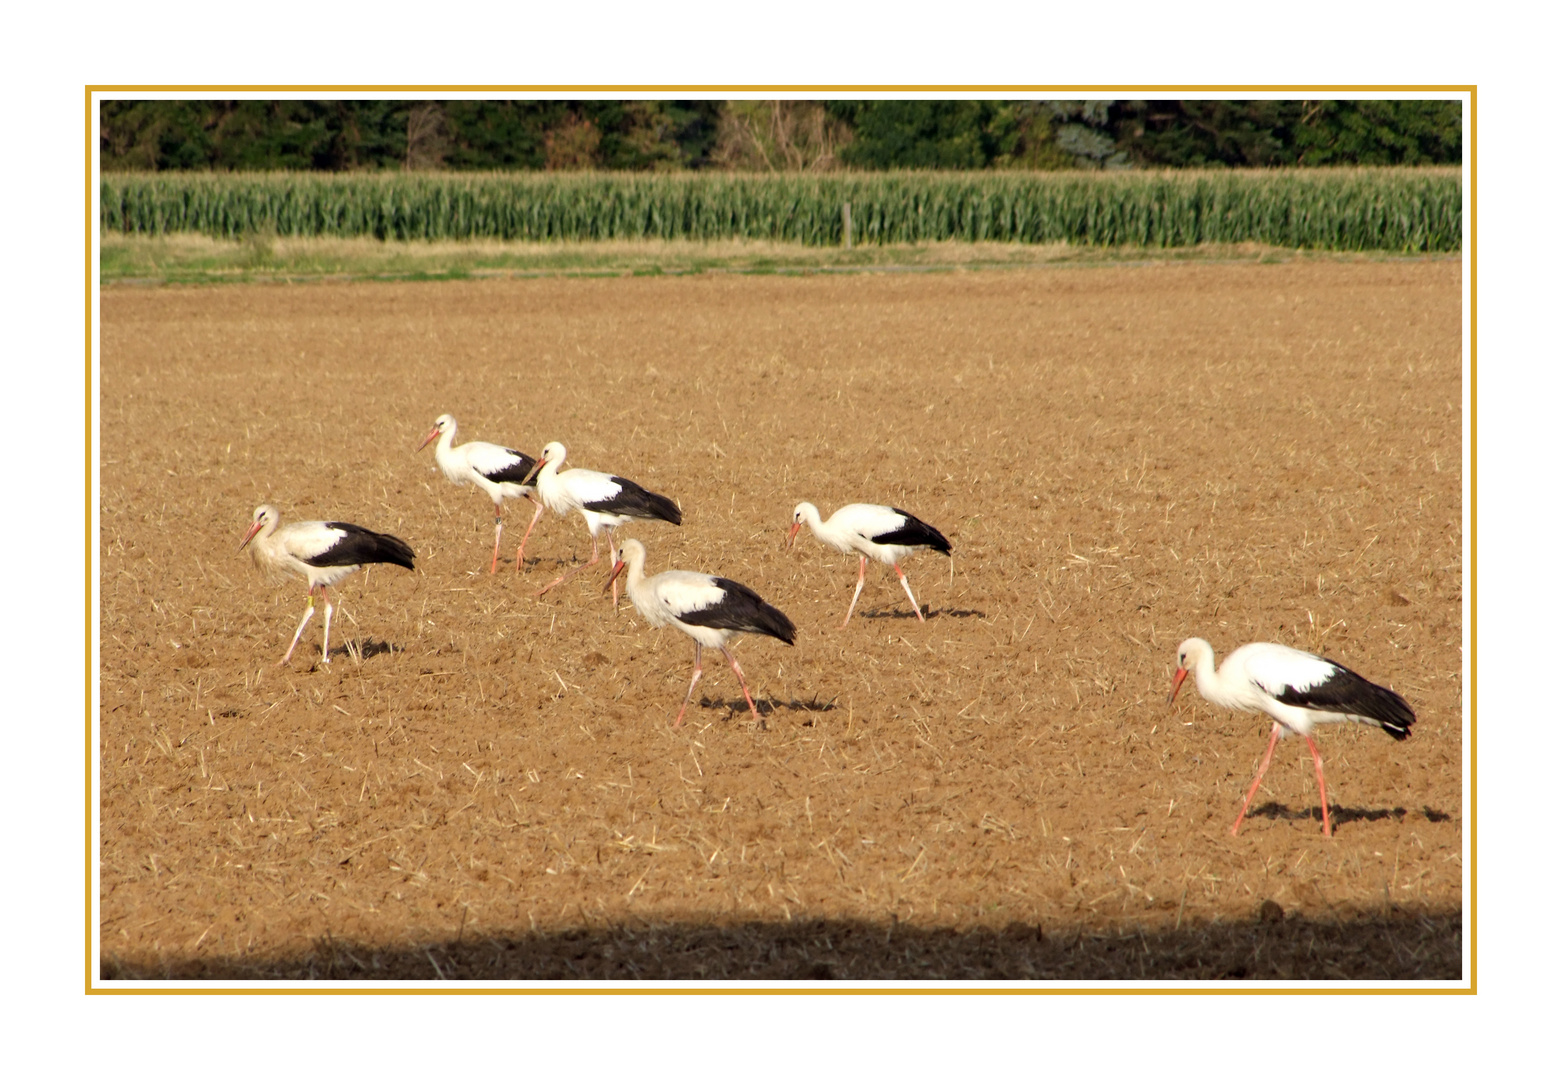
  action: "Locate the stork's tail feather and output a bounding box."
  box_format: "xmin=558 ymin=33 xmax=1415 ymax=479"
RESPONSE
xmin=640 ymin=490 xmax=683 ymax=526
xmin=1364 ymin=681 xmax=1417 ymax=740
xmin=372 ymin=533 xmax=418 ymax=572
xmin=749 ymin=599 xmax=797 ymax=646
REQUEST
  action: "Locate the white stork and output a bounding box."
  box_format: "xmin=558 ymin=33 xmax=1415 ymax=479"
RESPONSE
xmin=238 ymin=505 xmax=416 ymax=666
xmin=605 ymin=538 xmax=796 ymax=730
xmin=787 ymin=502 xmax=951 ymax=627
xmin=521 ymin=441 xmax=682 ymax=601
xmin=1169 ymin=637 xmax=1416 ymax=838
xmin=418 ymin=414 xmax=543 ymax=573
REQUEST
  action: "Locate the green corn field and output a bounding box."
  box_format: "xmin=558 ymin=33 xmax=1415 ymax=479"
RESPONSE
xmin=99 ymin=168 xmax=1462 ymax=252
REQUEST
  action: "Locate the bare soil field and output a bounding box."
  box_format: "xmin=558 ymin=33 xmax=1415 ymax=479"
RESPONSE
xmin=98 ymin=260 xmax=1464 ymax=981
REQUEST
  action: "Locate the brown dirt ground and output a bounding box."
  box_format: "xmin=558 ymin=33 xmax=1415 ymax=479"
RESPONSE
xmin=98 ymin=260 xmax=1464 ymax=981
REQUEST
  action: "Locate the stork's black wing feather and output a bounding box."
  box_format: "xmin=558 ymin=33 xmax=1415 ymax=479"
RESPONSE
xmin=310 ymin=523 xmax=417 ymax=571
xmin=478 ymin=448 xmax=539 ymax=486
xmin=873 ymin=509 xmax=952 ymax=555
xmin=586 ymin=477 xmax=682 ymax=525
xmin=677 ymin=578 xmax=796 ymax=645
xmin=1274 ymin=662 xmax=1416 ymax=740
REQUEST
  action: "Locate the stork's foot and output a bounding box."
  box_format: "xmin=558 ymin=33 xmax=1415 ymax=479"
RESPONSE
xmin=536 ymin=562 xmax=589 ymax=597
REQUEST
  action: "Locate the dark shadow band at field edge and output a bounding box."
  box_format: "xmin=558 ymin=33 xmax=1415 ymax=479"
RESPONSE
xmin=100 ymin=905 xmax=1462 ymax=982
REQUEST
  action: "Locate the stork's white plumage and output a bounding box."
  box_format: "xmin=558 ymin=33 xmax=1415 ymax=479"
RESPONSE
xmin=522 ymin=441 xmax=682 ymax=601
xmin=787 ymin=502 xmax=951 ymax=626
xmin=238 ymin=505 xmax=416 ymax=666
xmin=418 ymin=414 xmax=543 ymax=573
xmin=605 ymin=538 xmax=796 ymax=729
xmin=1169 ymin=637 xmax=1416 ymax=838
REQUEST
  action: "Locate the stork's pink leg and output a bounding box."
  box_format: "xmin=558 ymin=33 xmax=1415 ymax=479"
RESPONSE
xmin=1231 ymin=721 xmax=1283 ymax=836
xmin=1305 ymin=735 xmax=1333 ymax=838
xmin=490 ymin=510 xmax=504 ymax=574
xmin=721 ymin=644 xmax=766 ymax=730
xmin=894 ymin=563 xmax=926 ymax=622
xmin=673 ymin=643 xmax=704 ymax=729
xmin=841 ymin=555 xmax=870 ymax=627
xmin=513 ymin=497 xmax=545 ymax=571
xmin=535 ymin=529 xmax=603 ymax=597
xmin=319 ymin=586 xmax=335 ymax=665
xmin=281 ymin=589 xmax=317 ymax=666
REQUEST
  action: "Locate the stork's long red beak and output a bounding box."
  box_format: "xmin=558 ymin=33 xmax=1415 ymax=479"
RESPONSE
xmin=603 ymin=558 xmax=627 ymax=593
xmin=521 ymin=456 xmax=545 ymax=486
xmin=1167 ymin=666 xmax=1189 ymax=705
xmin=238 ymin=519 xmax=264 ymax=553
xmin=417 ymin=425 xmax=440 ymax=452
xmin=785 ymin=521 xmax=801 ymax=551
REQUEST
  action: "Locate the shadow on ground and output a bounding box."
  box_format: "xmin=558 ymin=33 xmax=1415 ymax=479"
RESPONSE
xmin=858 ymin=607 xmax=987 ymax=621
xmin=101 ymin=907 xmax=1461 ymax=981
xmin=1247 ymin=803 xmax=1455 ymax=827
xmin=326 ymin=638 xmax=399 ymax=662
xmin=694 ymin=696 xmax=839 ymax=724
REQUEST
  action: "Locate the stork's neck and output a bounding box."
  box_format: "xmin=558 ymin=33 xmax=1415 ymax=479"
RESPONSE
xmin=799 ymin=503 xmax=827 ymax=540
xmin=532 ymin=455 xmax=572 ymax=516
xmin=433 ymin=423 xmax=457 ymax=463
xmin=430 ymin=425 xmax=469 ymax=486
xmin=810 ymin=506 xmax=858 ymax=554
xmin=246 ymin=520 xmax=288 ymax=580
xmin=251 ymin=515 xmax=279 ymax=546
xmin=619 ymin=546 xmax=652 ymax=610
xmin=624 ymin=548 xmax=648 ymax=591
xmin=1193 ymin=647 xmax=1245 ymax=710
xmin=538 ymin=455 xmax=563 ymax=490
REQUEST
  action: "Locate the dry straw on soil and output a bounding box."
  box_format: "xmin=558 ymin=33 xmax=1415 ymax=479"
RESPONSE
xmin=99 ymin=260 xmax=1463 ymax=981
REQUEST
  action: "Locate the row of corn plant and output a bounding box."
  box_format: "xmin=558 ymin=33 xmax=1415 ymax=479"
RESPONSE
xmin=101 ymin=168 xmax=1462 ymax=252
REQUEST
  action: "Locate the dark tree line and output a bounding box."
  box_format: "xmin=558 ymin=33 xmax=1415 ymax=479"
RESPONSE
xmin=99 ymin=99 xmax=1462 ymax=172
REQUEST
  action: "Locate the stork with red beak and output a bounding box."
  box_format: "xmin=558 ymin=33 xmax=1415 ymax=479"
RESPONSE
xmin=239 ymin=504 xmax=416 ymax=666
xmin=521 ymin=441 xmax=682 ymax=602
xmin=786 ymin=501 xmax=951 ymax=627
xmin=418 ymin=414 xmax=542 ymax=573
xmin=1169 ymin=637 xmax=1416 ymax=838
xmin=605 ymin=538 xmax=795 ymax=730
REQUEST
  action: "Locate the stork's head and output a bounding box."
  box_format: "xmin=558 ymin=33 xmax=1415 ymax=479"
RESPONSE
xmin=786 ymin=502 xmax=817 ymax=551
xmin=418 ymin=414 xmax=455 ymax=452
xmin=522 ymin=441 xmax=566 ymax=486
xmin=603 ymin=537 xmax=646 ymax=593
xmin=1168 ymin=637 xmax=1211 ymax=704
xmin=239 ymin=505 xmax=278 ymax=552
